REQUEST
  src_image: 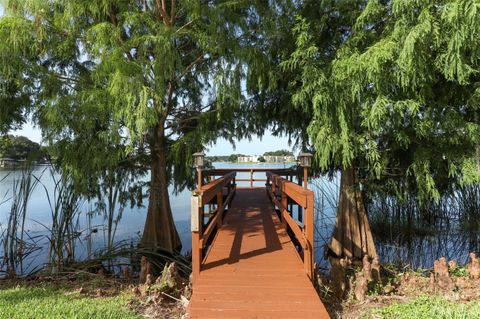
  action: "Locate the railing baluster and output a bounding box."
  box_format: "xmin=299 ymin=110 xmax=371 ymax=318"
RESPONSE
xmin=216 ymin=190 xmax=223 ymax=228
xmin=265 ymin=171 xmax=315 ymax=282
xmin=191 ymin=172 xmax=237 ymax=287
xmin=281 ymin=181 xmax=288 ymax=229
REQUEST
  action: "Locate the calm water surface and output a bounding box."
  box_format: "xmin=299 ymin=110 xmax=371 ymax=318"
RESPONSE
xmin=2 ymin=163 xmax=331 ymax=274
xmin=1 ymin=163 xmax=476 ymax=275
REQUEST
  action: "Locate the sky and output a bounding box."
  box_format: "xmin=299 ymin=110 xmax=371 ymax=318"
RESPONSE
xmin=10 ymin=122 xmax=295 ymax=156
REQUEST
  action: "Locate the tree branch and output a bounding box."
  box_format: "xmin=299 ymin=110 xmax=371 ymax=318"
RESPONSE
xmin=170 ymin=0 xmax=176 ymax=25
xmin=177 ymin=54 xmax=206 ymax=80
xmin=155 ymin=0 xmax=170 ymax=26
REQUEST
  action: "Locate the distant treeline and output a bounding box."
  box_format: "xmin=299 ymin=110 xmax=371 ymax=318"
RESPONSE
xmin=0 ymin=135 xmax=48 ymax=163
xmin=207 ymin=154 xmax=246 ymax=163
xmin=263 ymin=150 xmax=293 ymax=157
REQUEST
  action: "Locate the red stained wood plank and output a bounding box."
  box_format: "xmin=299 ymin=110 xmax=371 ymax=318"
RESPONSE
xmin=188 ymin=188 xmax=330 ymax=318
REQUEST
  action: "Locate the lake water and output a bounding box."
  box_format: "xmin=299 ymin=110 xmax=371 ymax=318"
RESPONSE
xmin=1 ymin=163 xmax=477 ymax=275
xmin=1 ymin=163 xmax=339 ymax=275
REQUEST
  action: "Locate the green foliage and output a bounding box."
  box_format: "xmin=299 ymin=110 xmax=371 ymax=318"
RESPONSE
xmin=281 ymin=0 xmax=480 ymax=201
xmin=228 ymin=154 xmax=244 ymax=162
xmin=0 ymin=285 xmax=140 ymax=319
xmin=258 ymin=156 xmax=266 ymax=162
xmin=365 ymin=295 xmax=480 ymax=319
xmin=449 ymin=265 xmax=468 ymax=278
xmin=263 ymin=149 xmax=293 ymax=156
xmin=0 ymin=135 xmax=44 ymax=161
xmin=0 ymin=1 xmax=285 ymax=251
xmin=0 ymin=0 xmax=279 ymax=190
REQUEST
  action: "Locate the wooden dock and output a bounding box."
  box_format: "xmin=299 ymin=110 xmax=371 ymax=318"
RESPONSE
xmin=188 ymin=170 xmax=329 ymax=318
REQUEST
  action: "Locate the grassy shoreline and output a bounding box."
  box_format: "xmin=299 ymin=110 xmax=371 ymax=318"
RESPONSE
xmin=0 ymin=281 xmax=140 ymax=319
xmin=3 ymin=262 xmax=480 ymax=319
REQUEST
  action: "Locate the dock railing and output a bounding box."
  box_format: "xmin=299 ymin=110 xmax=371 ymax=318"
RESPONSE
xmin=266 ymin=172 xmax=315 ymax=280
xmin=191 ymin=172 xmax=236 ymax=284
xmin=190 ymin=167 xmax=314 ymax=284
xmin=209 ymin=168 xmax=294 ymax=188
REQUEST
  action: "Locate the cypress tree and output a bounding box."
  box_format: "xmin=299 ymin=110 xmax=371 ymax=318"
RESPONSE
xmin=0 ymin=0 xmax=277 ymax=253
xmin=279 ymin=0 xmax=480 ymax=261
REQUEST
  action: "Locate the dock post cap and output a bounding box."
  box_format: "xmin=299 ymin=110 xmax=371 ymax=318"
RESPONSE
xmin=298 ymin=152 xmax=313 ymax=167
xmin=193 ymin=151 xmax=205 ymax=168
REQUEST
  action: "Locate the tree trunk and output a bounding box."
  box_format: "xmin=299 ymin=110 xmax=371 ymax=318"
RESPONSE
xmin=327 ymin=166 xmax=377 ymax=261
xmin=476 ymin=112 xmax=480 ymax=173
xmin=140 ymin=124 xmax=182 ymax=253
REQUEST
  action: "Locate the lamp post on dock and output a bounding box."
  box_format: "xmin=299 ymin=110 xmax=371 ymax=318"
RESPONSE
xmin=193 ymin=152 xmax=205 ymax=189
xmin=298 ymin=152 xmax=313 ymax=189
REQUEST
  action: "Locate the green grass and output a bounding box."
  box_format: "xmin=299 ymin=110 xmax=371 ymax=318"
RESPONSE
xmin=366 ymin=296 xmax=480 ymax=319
xmin=0 ymin=285 xmax=141 ymax=319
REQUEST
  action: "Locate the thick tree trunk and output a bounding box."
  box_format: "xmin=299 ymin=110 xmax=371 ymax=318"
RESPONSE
xmin=327 ymin=166 xmax=377 ymax=261
xmin=140 ymin=125 xmax=182 ymax=253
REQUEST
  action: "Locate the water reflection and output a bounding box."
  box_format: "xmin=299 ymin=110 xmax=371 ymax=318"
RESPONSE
xmin=0 ymin=163 xmax=292 ymax=275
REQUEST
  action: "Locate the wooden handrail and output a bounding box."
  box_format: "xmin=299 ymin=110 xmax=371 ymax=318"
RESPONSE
xmin=195 ymin=172 xmax=236 ymax=204
xmin=191 ymin=172 xmax=236 ymax=284
xmin=191 ymin=169 xmax=314 ymax=284
xmin=266 ymin=172 xmax=315 ymax=280
xmin=209 ymin=168 xmax=295 ymax=175
xmin=208 ymin=168 xmax=294 ymax=188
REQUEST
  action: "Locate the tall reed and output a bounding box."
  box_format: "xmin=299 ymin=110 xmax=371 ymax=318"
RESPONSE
xmin=95 ymin=168 xmax=131 ymax=253
xmin=366 ymin=184 xmax=480 ymax=268
xmin=311 ymin=174 xmax=340 ymax=269
xmin=0 ymin=173 xmax=9 ymax=207
xmin=0 ymin=166 xmax=41 ymax=274
xmin=37 ymin=167 xmax=83 ymax=272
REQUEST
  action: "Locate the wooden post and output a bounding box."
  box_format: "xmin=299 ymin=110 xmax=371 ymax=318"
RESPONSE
xmin=197 ymin=168 xmax=203 ymax=189
xmin=250 ymin=169 xmax=253 ymax=188
xmin=281 ymin=181 xmax=288 ymax=229
xmin=191 ymin=194 xmax=203 ymax=284
xmin=303 ymin=167 xmax=308 ymax=189
xmin=216 ymin=190 xmax=223 ymax=228
xmin=305 ymin=193 xmax=314 ymax=280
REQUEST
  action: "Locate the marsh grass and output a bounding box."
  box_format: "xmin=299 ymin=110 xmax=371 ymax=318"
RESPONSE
xmin=368 ymin=185 xmax=480 ymax=239
xmin=367 ymin=184 xmax=480 ymax=268
xmin=310 ymin=174 xmax=480 ymax=270
xmin=0 ymin=173 xmax=10 ymax=206
xmin=35 ymin=167 xmax=84 ymax=273
xmin=312 ymin=176 xmax=339 ymax=269
xmin=94 ymin=168 xmax=136 ymax=254
xmin=457 ymin=185 xmax=480 ymax=231
xmin=0 ymin=166 xmax=43 ymax=275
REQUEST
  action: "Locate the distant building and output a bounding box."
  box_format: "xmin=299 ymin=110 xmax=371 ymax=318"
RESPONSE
xmin=263 ymin=155 xmax=295 ymax=163
xmin=237 ymin=155 xmax=260 ymax=163
xmin=0 ymin=157 xmax=17 ymax=167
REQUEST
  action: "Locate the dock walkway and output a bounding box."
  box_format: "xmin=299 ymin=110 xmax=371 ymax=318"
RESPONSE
xmin=188 ymin=187 xmax=329 ymax=318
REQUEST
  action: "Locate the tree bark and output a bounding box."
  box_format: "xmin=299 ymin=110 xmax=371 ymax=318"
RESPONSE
xmin=327 ymin=166 xmax=377 ymax=261
xmin=476 ymin=112 xmax=480 ymax=173
xmin=140 ymin=124 xmax=182 ymax=253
